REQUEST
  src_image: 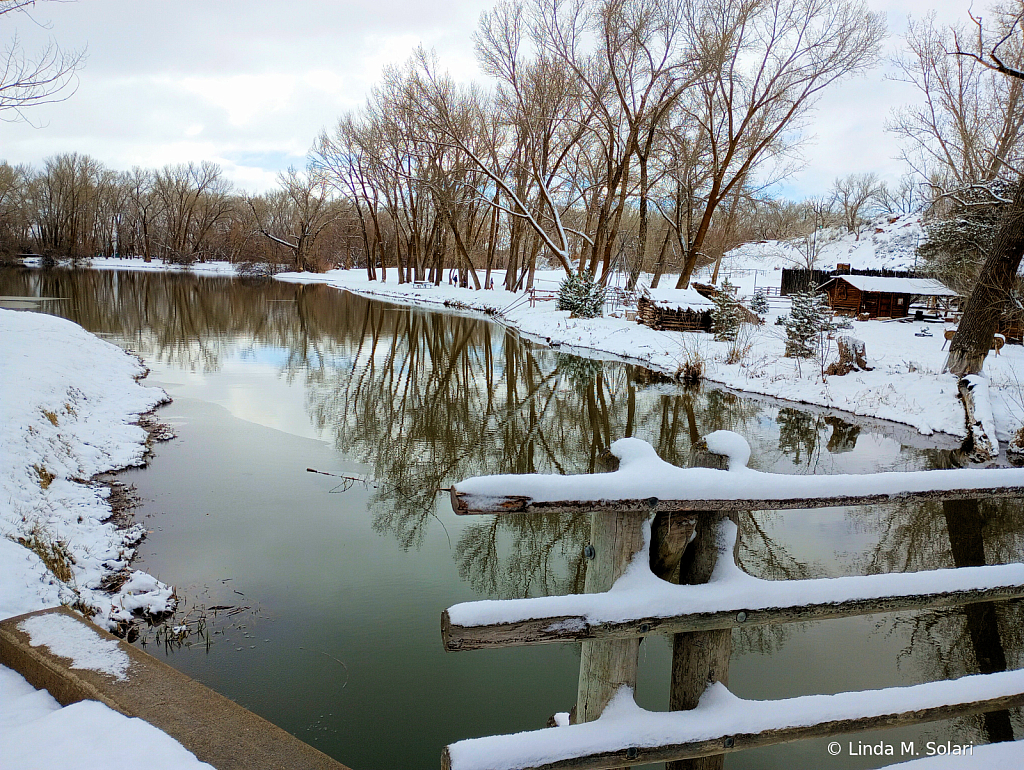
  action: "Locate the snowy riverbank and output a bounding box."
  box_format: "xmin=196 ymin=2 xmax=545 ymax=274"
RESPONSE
xmin=0 ymin=309 xmax=176 ymax=628
xmin=15 ymin=247 xmax=1024 ymax=449
xmin=273 ymin=267 xmax=1024 ymax=450
xmin=0 ymin=309 xmax=218 ymax=769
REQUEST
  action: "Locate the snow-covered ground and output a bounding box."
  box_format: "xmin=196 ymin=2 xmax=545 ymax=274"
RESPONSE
xmin=0 ymin=309 xmax=219 ymax=769
xmin=0 ymin=309 xmax=176 ymax=629
xmin=0 ymin=664 xmax=213 ymax=770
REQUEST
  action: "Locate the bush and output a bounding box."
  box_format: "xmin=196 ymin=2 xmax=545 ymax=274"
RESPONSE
xmin=558 ymin=272 xmax=605 ymax=318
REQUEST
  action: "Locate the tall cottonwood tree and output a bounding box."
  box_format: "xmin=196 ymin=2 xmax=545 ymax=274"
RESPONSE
xmin=942 ymin=5 xmax=1024 ymax=375
xmin=672 ymin=0 xmax=885 ymax=289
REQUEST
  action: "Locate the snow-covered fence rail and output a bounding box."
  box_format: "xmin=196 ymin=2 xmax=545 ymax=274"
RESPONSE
xmin=442 ymin=560 xmax=1024 ymax=651
xmin=440 ymin=432 xmax=1024 ymax=770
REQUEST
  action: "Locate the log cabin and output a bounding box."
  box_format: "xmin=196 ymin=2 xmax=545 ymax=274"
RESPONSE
xmin=818 ymin=275 xmax=960 ymax=319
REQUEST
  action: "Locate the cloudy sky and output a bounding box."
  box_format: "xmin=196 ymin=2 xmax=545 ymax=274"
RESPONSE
xmin=1 ymin=0 xmax=972 ymax=197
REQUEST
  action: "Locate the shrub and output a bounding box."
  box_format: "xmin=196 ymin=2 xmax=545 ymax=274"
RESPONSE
xmin=750 ymin=289 xmax=769 ymax=316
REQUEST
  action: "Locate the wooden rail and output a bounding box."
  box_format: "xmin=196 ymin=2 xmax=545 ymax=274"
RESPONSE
xmin=451 ymin=485 xmax=1024 ymax=515
xmin=442 ymin=671 xmax=1024 ymax=770
xmin=442 ymin=566 xmax=1024 ymax=650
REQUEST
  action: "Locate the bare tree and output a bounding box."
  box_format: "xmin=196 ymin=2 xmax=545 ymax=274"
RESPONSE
xmin=247 ymin=167 xmax=339 ymax=273
xmin=941 ymin=5 xmax=1024 ymax=374
xmin=830 ymin=172 xmax=882 ymax=237
xmin=0 ymin=0 xmax=84 ymax=121
xmin=672 ymin=0 xmax=886 ymax=289
xmin=889 ymin=8 xmax=1024 ymax=186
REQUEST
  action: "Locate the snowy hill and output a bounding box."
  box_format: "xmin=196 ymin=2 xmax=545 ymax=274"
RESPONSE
xmin=717 ymin=213 xmax=925 ymax=278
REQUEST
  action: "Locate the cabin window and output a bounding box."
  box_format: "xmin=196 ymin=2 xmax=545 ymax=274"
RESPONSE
xmin=897 ymin=297 xmax=904 ymax=305
xmin=837 ymin=283 xmax=847 ymax=300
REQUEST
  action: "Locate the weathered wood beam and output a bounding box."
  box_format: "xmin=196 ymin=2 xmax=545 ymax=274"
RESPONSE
xmin=450 ymin=486 xmax=1024 ymax=515
xmin=442 ymin=574 xmax=1024 ymax=651
xmin=441 ymin=672 xmax=1024 ymax=770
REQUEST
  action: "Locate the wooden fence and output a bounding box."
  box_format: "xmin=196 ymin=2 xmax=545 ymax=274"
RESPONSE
xmin=439 ymin=433 xmax=1024 ymax=770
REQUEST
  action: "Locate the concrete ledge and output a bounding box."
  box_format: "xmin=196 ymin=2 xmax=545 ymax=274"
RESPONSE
xmin=0 ymin=606 xmax=352 ymax=770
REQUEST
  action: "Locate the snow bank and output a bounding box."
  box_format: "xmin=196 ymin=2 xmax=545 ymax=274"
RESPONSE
xmin=0 ymin=309 xmax=175 ymax=629
xmin=0 ymin=665 xmax=215 ymax=770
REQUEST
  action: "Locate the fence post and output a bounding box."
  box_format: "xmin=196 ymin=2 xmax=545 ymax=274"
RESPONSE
xmin=574 ymin=509 xmax=647 ymax=725
xmin=668 ymin=449 xmax=736 ymax=770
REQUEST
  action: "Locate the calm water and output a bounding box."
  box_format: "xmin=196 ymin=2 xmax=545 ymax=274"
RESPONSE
xmin=2 ymin=267 xmax=1021 ymax=769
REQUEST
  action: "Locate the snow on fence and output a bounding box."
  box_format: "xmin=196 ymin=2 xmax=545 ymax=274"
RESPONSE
xmin=440 ymin=432 xmax=1024 ymax=770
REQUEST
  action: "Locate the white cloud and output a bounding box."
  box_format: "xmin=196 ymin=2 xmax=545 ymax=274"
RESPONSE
xmin=0 ymin=0 xmax=985 ymax=197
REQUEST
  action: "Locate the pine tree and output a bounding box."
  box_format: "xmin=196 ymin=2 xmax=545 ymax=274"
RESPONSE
xmin=557 ymin=272 xmax=605 ymax=318
xmin=750 ymin=289 xmax=769 ymax=316
xmin=784 ymin=286 xmax=833 ymax=358
xmin=712 ymin=278 xmax=741 ymax=341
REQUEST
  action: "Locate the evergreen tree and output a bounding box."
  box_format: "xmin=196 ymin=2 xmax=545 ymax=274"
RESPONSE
xmin=712 ymin=278 xmax=741 ymax=341
xmin=750 ymin=289 xmax=769 ymax=316
xmin=784 ymin=285 xmax=833 ymax=358
xmin=557 ymin=272 xmax=605 ymax=318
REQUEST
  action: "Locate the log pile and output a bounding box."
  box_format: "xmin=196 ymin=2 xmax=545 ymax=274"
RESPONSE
xmin=637 ymin=296 xmax=713 ymax=332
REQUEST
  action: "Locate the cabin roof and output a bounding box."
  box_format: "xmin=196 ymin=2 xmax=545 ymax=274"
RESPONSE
xmin=643 ymin=287 xmax=716 ymax=311
xmin=820 ymin=275 xmax=959 ymax=297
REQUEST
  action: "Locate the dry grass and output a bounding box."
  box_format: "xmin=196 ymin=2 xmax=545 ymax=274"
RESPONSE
xmin=15 ymin=524 xmax=76 ymax=584
xmin=41 ymin=409 xmax=58 ymax=427
xmin=725 ymin=324 xmax=755 ymax=365
xmin=33 ymin=465 xmax=55 ymax=489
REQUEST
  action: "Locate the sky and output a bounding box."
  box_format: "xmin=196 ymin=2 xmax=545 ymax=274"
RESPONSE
xmin=0 ymin=0 xmax=973 ymax=198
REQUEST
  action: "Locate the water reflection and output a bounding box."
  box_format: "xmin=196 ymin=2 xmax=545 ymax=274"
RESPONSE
xmin=2 ymin=266 xmax=1020 ymax=766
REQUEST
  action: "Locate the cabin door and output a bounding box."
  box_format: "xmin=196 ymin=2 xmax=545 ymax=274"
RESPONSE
xmin=877 ymin=293 xmax=892 ymax=317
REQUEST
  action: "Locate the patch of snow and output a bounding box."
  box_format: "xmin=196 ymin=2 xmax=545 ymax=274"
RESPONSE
xmin=453 ymin=435 xmax=1024 ymax=506
xmin=644 ymin=287 xmax=715 ymax=311
xmin=0 ymin=539 xmax=63 ymax=620
xmin=886 ymin=739 xmax=1024 ymax=768
xmin=20 ymin=614 xmax=130 ymax=681
xmin=0 ymin=664 xmax=214 ymax=769
xmin=701 ymin=431 xmax=751 ymax=469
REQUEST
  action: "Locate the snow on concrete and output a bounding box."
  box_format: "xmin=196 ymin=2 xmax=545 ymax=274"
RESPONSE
xmin=20 ymin=614 xmax=130 ymax=681
xmin=0 ymin=309 xmax=175 ymax=629
xmin=0 ymin=664 xmax=215 ymax=770
xmin=448 ymin=513 xmax=1024 ymax=630
xmin=446 ymin=671 xmax=1024 ymax=770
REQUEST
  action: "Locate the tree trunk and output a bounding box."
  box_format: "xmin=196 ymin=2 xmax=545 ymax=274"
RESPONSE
xmin=946 ymin=180 xmax=1024 ymax=375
